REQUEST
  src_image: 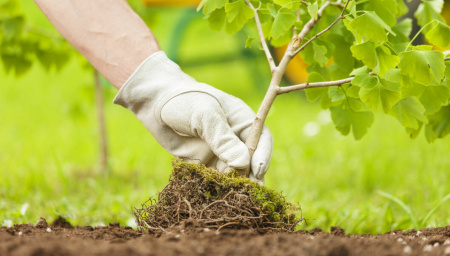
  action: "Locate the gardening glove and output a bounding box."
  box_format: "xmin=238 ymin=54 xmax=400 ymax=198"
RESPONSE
xmin=113 ymin=51 xmax=273 ymax=184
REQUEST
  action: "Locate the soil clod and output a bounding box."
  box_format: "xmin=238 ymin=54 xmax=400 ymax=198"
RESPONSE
xmin=35 ymin=218 xmax=48 ymax=229
xmin=51 ymin=217 xmax=72 ymax=228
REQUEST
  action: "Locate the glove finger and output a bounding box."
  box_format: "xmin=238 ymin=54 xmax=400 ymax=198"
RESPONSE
xmin=251 ymin=125 xmax=272 ymax=180
xmin=161 ymin=92 xmax=250 ymax=169
xmin=222 ymin=95 xmax=273 ymax=180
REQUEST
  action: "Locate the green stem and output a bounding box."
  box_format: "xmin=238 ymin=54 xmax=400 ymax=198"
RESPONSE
xmin=405 ymin=20 xmax=436 ymax=50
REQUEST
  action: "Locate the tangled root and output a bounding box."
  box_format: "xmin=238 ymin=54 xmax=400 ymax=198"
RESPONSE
xmin=134 ymin=160 xmax=304 ymax=232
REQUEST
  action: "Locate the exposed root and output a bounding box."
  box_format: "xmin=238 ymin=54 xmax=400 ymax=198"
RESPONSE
xmin=134 ymin=160 xmax=303 ymax=233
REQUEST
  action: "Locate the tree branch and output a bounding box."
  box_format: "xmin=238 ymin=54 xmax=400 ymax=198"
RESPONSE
xmin=294 ymin=0 xmax=349 ymax=55
xmin=278 ymin=77 xmax=354 ymax=94
xmin=290 ymin=0 xmax=335 ymax=49
xmin=445 ymin=57 xmax=450 ymax=61
xmin=245 ymin=0 xmax=276 ymax=72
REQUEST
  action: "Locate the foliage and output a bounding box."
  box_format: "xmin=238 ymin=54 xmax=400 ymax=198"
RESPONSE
xmin=198 ymin=0 xmax=450 ymax=142
xmin=0 ymin=0 xmax=73 ymax=75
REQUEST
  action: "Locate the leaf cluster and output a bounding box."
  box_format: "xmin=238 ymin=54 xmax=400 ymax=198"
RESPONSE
xmin=0 ymin=0 xmax=72 ymax=76
xmin=198 ymin=0 xmax=450 ymax=142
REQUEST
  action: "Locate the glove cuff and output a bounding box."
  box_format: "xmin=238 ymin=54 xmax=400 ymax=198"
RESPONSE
xmin=113 ymin=51 xmax=196 ymax=113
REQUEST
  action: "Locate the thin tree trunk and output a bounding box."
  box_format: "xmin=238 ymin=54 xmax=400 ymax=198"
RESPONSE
xmin=94 ymin=70 xmax=109 ymax=174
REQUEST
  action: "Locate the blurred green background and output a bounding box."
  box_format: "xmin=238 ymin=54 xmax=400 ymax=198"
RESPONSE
xmin=1 ymin=1 xmax=449 ymax=234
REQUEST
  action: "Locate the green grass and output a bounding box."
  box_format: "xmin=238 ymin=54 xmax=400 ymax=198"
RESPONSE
xmin=1 ymin=4 xmax=449 ymax=234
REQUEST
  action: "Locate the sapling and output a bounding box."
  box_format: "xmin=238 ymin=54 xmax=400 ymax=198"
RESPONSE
xmin=198 ymin=0 xmax=450 ymax=177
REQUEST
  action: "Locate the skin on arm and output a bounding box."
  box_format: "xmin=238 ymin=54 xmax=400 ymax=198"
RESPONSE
xmin=33 ymin=0 xmax=161 ymax=89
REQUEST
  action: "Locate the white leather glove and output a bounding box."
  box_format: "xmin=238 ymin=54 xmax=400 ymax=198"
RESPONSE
xmin=113 ymin=51 xmax=273 ymax=183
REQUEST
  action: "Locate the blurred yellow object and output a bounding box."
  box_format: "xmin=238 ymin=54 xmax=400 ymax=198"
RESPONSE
xmin=142 ymin=0 xmax=201 ymax=7
xmin=273 ymin=45 xmax=309 ymax=84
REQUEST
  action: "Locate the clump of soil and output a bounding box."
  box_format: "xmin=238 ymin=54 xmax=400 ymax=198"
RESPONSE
xmin=134 ymin=161 xmax=302 ymax=232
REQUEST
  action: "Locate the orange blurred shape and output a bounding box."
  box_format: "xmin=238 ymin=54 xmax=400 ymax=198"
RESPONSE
xmin=142 ymin=0 xmax=202 ymax=7
xmin=274 ymin=45 xmax=309 ymax=84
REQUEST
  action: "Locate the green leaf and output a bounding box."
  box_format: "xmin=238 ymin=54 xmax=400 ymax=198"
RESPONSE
xmin=414 ymin=0 xmax=445 ymax=27
xmin=351 ymin=43 xmax=399 ymax=76
xmin=425 ymin=20 xmax=450 ymax=48
xmin=305 ymin=72 xmax=332 ymax=109
xmin=224 ymin=0 xmax=254 ymax=34
xmin=271 ymin=12 xmax=295 ymax=39
xmin=313 ymin=43 xmax=329 ymax=67
xmin=389 ymin=97 xmax=427 ymax=129
xmin=273 ymin=0 xmax=301 ymax=10
xmin=245 ymin=36 xmax=254 ymax=48
xmin=368 ymin=0 xmax=397 ymax=26
xmin=373 ymin=44 xmax=399 ymax=77
xmin=2 ymin=15 xmax=24 ymax=39
xmin=352 ymin=68 xmax=378 ymax=88
xmin=267 ymin=3 xmax=278 ymax=17
xmin=207 ymin=8 xmax=226 ymax=31
xmin=389 ymin=18 xmax=412 ymax=52
xmin=330 ymin=107 xmax=375 ymax=140
xmin=328 ymin=86 xmax=346 ymax=102
xmin=399 ymin=49 xmax=445 ymax=85
xmin=425 ymin=105 xmax=450 ymax=142
xmin=351 ymin=41 xmax=377 ymax=68
xmin=420 ymin=85 xmax=450 ymax=114
xmin=345 ymin=12 xmax=394 ymax=44
xmin=202 ymin=0 xmax=228 ymax=14
xmin=359 ymin=77 xmax=402 ymax=113
xmin=307 ymin=1 xmax=319 ymax=20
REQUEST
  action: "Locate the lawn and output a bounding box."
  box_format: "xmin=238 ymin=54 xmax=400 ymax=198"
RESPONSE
xmin=0 ymin=3 xmax=449 ymax=234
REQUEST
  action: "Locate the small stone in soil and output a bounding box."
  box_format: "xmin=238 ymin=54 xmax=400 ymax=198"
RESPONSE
xmin=444 ymin=239 xmax=450 ymax=245
xmin=433 ymin=242 xmax=439 ymax=247
xmin=423 ymin=244 xmax=433 ymax=252
xmin=46 ymin=228 xmax=52 ymax=233
xmin=403 ymin=246 xmax=412 ymax=254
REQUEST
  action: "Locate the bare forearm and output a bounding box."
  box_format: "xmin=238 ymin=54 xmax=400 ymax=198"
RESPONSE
xmin=34 ymin=0 xmax=161 ymax=89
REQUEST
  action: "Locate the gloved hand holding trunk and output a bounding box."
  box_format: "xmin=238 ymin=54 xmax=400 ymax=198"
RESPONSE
xmin=114 ymin=51 xmax=272 ymax=183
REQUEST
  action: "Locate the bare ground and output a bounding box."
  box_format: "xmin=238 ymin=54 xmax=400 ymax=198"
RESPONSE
xmin=1 ymin=218 xmax=449 ymax=256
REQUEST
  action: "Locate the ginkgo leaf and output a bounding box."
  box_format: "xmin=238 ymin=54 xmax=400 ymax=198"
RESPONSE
xmin=330 ymin=107 xmax=375 ymax=140
xmin=399 ymin=49 xmax=445 ymax=85
xmin=201 ymin=0 xmax=229 ymax=14
xmin=224 ymin=0 xmax=254 ymax=34
xmin=207 ymin=8 xmax=226 ymax=30
xmin=328 ymin=86 xmax=346 ymax=102
xmin=425 ymin=20 xmax=450 ymax=48
xmin=414 ymin=0 xmax=445 ymax=27
xmin=373 ymin=44 xmax=399 ymax=77
xmin=345 ymin=12 xmax=395 ymax=44
xmin=272 ymin=12 xmax=295 ymax=39
xmin=313 ymin=43 xmax=329 ymax=67
xmin=352 ymin=69 xmax=378 ymax=89
xmin=359 ymin=77 xmax=402 ymax=113
xmin=368 ymin=0 xmax=397 ymax=26
xmin=389 ymin=97 xmax=427 ymax=129
xmin=308 ymin=1 xmax=319 ymax=20
xmin=425 ymin=105 xmax=450 ymax=142
xmin=351 ymin=42 xmax=399 ymax=76
xmin=305 ymin=72 xmax=332 ymax=109
xmin=351 ymin=41 xmax=377 ymax=68
xmin=419 ymin=85 xmax=450 ymax=114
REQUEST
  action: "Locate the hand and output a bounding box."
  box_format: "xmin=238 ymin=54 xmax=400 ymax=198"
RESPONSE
xmin=114 ymin=51 xmax=273 ymax=184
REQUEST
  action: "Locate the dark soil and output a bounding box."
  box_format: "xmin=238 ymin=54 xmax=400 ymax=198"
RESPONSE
xmin=1 ymin=218 xmax=449 ymax=256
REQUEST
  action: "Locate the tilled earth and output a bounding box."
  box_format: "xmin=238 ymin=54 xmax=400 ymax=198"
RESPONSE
xmin=1 ymin=218 xmax=449 ymax=256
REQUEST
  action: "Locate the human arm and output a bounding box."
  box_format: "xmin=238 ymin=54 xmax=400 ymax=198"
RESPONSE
xmin=34 ymin=0 xmax=160 ymax=88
